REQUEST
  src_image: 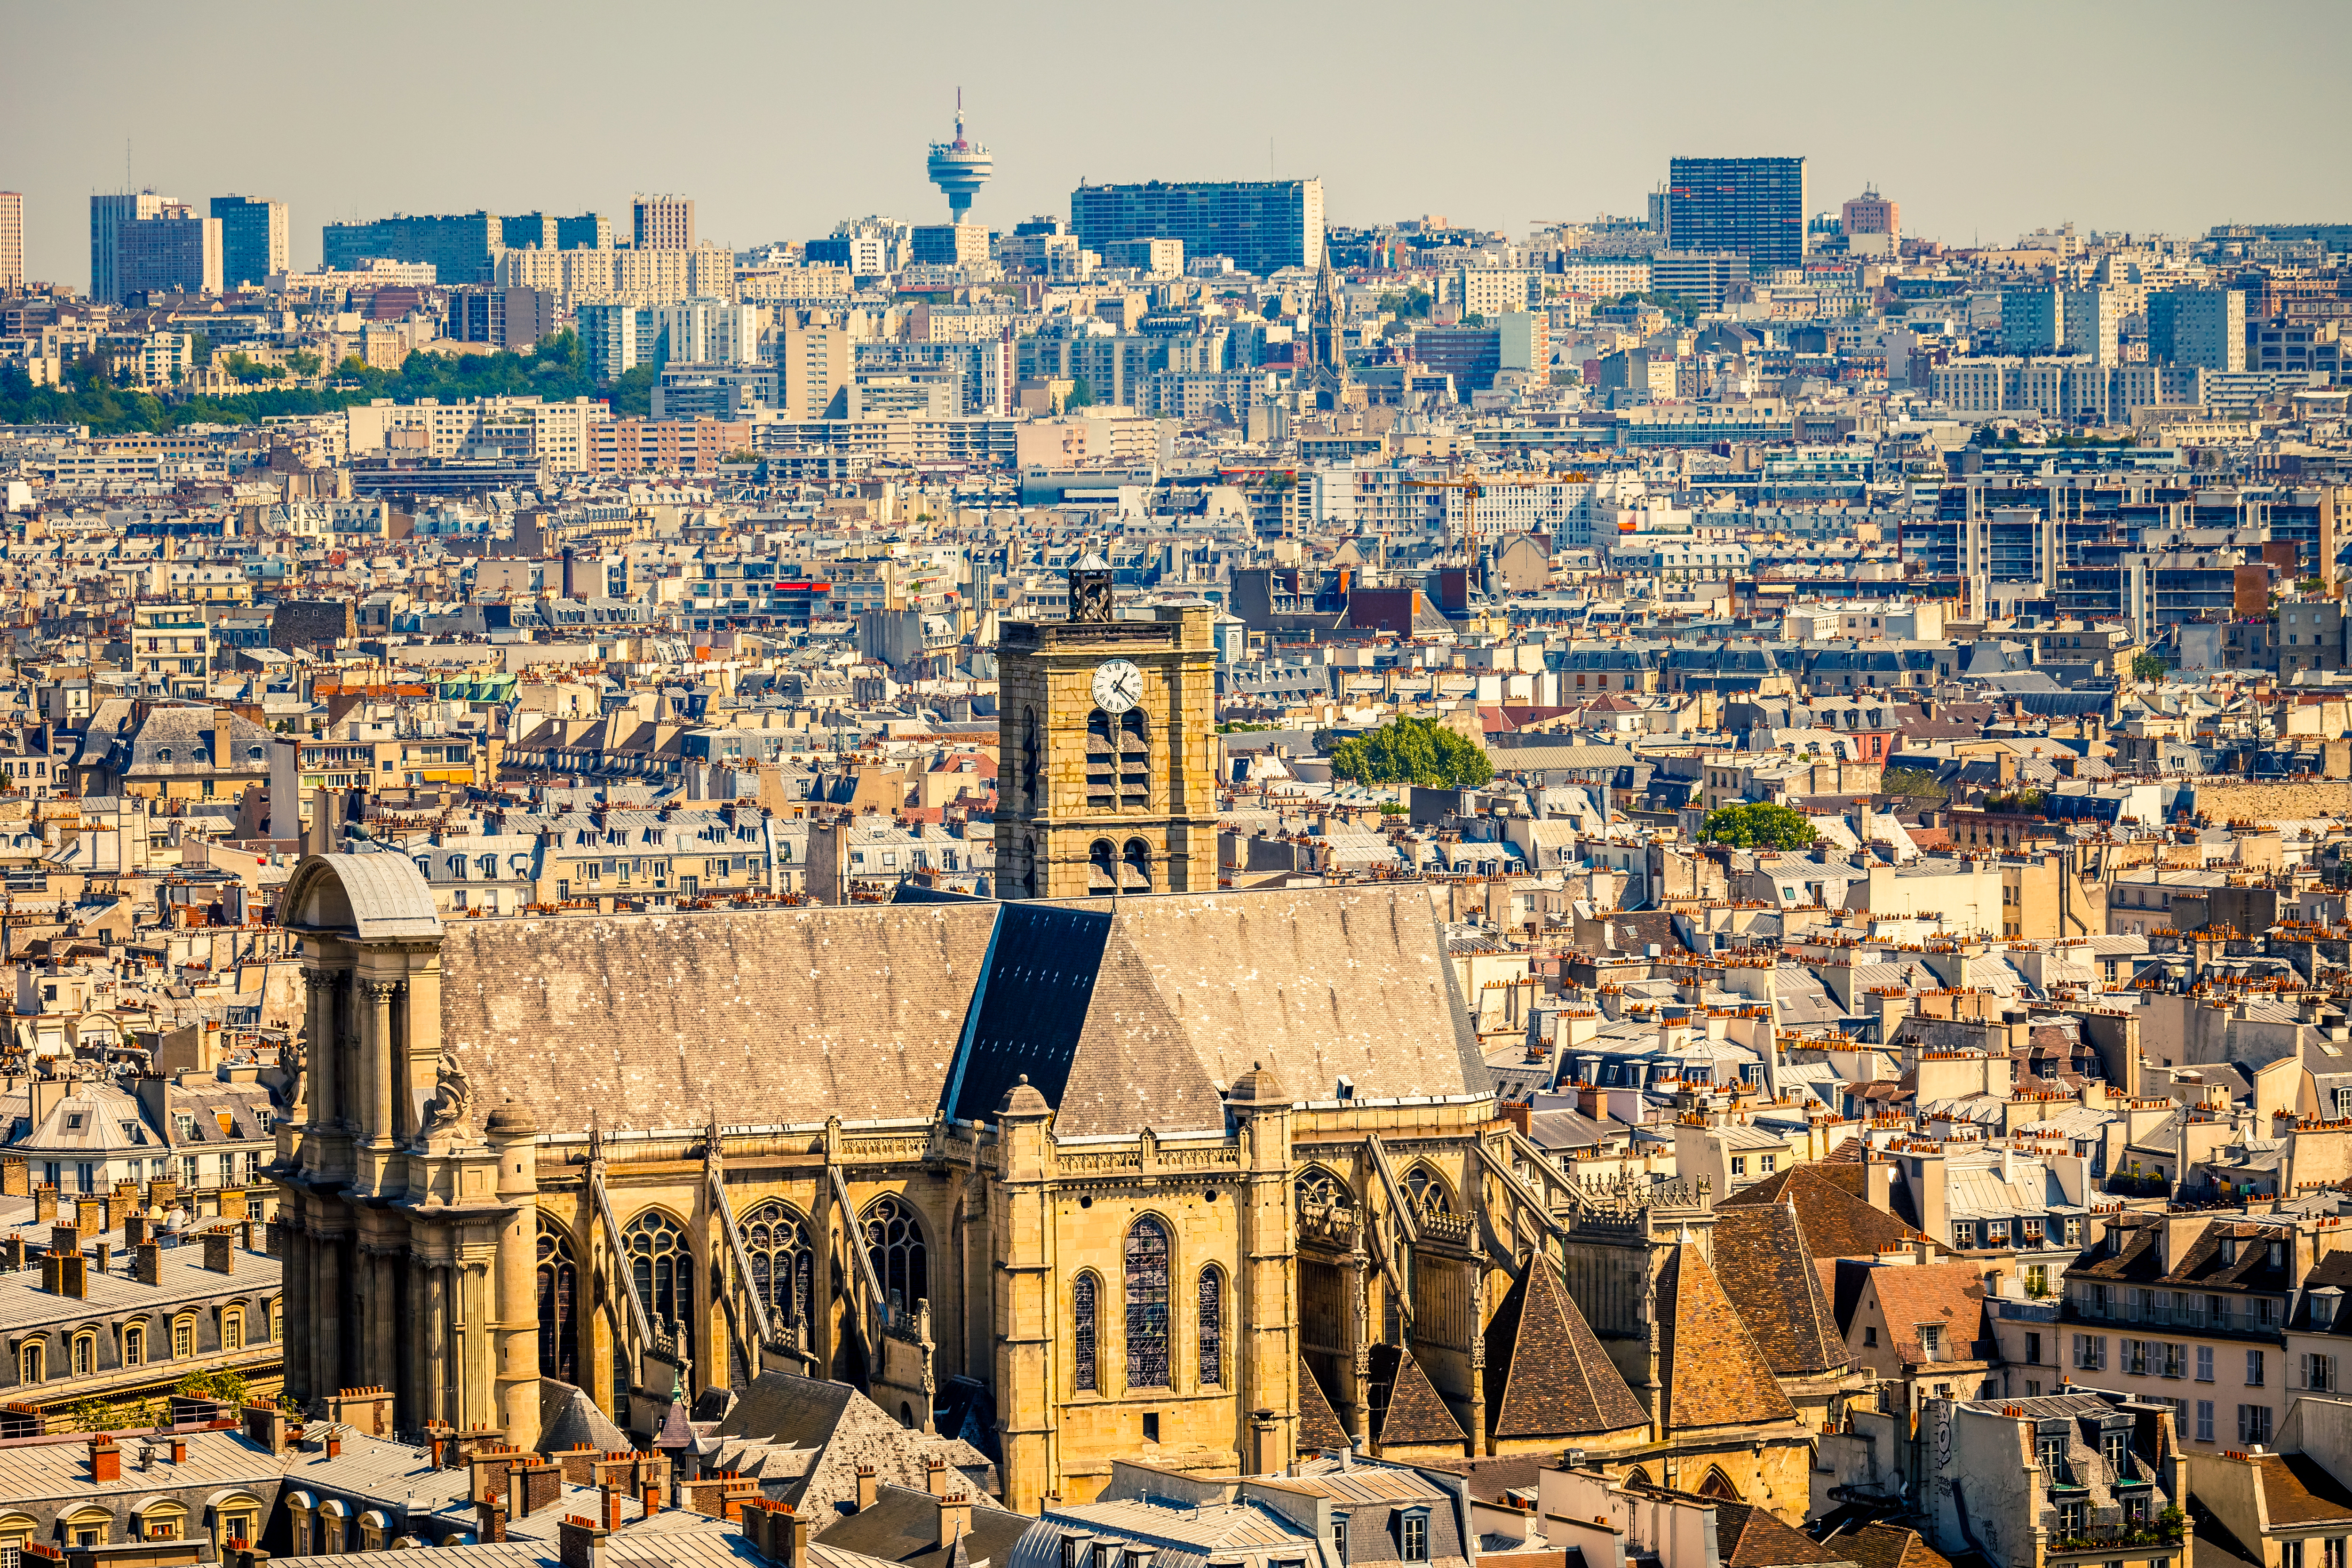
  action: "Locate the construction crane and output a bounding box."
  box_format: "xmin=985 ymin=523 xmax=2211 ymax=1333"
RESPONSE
xmin=1404 ymin=464 xmax=1484 ymax=563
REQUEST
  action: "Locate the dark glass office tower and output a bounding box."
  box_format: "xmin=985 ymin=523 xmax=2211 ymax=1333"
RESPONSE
xmin=1665 ymin=156 xmax=1808 ymax=271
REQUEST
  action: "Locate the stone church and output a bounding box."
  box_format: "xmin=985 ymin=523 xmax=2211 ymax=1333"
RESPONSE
xmin=270 ymin=581 xmax=1870 ymax=1520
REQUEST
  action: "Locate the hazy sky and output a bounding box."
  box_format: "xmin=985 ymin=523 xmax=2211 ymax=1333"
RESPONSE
xmin=8 ymin=0 xmax=2347 ymax=286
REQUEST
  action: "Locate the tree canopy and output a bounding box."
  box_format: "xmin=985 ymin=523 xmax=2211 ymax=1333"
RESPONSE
xmin=0 ymin=330 xmax=596 ymax=435
xmin=1327 ymin=718 xmax=1494 ymax=790
xmin=1698 ymin=801 xmax=1818 ymax=849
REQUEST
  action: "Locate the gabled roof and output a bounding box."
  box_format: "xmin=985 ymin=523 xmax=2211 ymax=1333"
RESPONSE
xmin=1483 ymin=1255 xmax=1649 ymax=1440
xmin=1655 ymin=1243 xmax=1796 ymax=1431
xmin=1838 ymin=1524 xmax=1954 ymax=1568
xmin=1720 ymin=1162 xmax=1924 ymax=1260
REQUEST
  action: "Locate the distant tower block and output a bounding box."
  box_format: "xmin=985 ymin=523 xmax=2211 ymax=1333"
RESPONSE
xmin=926 ymin=88 xmax=993 ymax=223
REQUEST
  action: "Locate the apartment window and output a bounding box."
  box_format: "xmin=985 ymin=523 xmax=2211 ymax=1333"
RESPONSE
xmin=124 ymin=1324 xmax=144 ymax=1366
xmin=2241 ymin=1405 xmax=2273 ymax=1445
xmin=2066 ymin=1219 xmax=2084 ymax=1247
xmin=2285 ymin=1544 xmax=2305 ymax=1568
xmin=1333 ymin=1517 xmax=1349 ymax=1565
xmin=172 ymin=1315 xmax=194 ymax=1359
xmin=2026 ymin=1332 xmax=2043 ymax=1366
xmin=17 ymin=1341 xmax=41 ymax=1384
xmin=1864 ymin=1326 xmax=1878 ymax=1347
xmin=1760 ymin=1154 xmax=1777 ymax=1173
xmin=1398 ymin=1513 xmax=1430 ymax=1565
xmin=2038 ymin=1433 xmax=2066 ymax=1473
xmin=2326 ymin=1538 xmax=2346 ymax=1568
xmin=2074 ymin=1334 xmax=2107 ymax=1370
xmin=1954 ymin=1222 xmax=1977 ymax=1248
xmin=2249 ymin=1350 xmax=2267 ymax=1387
xmin=2310 ymin=1354 xmax=2334 ymax=1393
xmin=1731 ymin=1156 xmax=1747 ymax=1177
xmin=72 ymin=1333 xmax=95 ymax=1378
xmin=2124 ymin=1338 xmax=2147 ymax=1376
xmin=222 ymin=1309 xmax=244 ymax=1353
xmin=2198 ymin=1345 xmax=2214 ymax=1383
xmin=2057 ymin=1500 xmax=2088 ymax=1536
xmin=2102 ymin=1429 xmax=2129 ymax=1474
xmin=2198 ymin=1400 xmax=2215 ymax=1442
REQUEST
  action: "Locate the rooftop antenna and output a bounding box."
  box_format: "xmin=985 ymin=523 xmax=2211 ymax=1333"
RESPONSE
xmin=124 ymin=138 xmax=132 ymax=195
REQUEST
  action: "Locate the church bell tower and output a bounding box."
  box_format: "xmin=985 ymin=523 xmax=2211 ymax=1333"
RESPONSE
xmin=994 ymin=554 xmax=1218 ymax=898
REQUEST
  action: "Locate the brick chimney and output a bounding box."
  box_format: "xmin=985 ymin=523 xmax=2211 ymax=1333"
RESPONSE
xmin=0 ymin=1156 xmax=25 ymax=1197
xmin=643 ymin=1482 xmax=662 ymax=1519
xmin=32 ymin=1185 xmax=56 ymax=1223
xmin=41 ymin=1247 xmax=87 ymax=1300
xmin=519 ymin=1458 xmax=562 ymax=1518
xmin=243 ymin=1402 xmax=290 ymax=1456
xmin=600 ymin=1487 xmax=625 ymax=1534
xmin=557 ymin=1444 xmax=598 ymax=1487
xmin=854 ymin=1464 xmax=878 ymax=1512
xmin=88 ymin=1437 xmax=120 ymax=1482
xmin=557 ymin=1512 xmax=607 ymax=1568
xmin=132 ymin=1239 xmax=162 ymax=1286
xmin=169 ymin=1434 xmax=187 ymax=1465
xmin=925 ymin=1456 xmax=948 ymax=1496
xmin=477 ymin=1500 xmax=509 ymax=1544
xmin=326 ymin=1432 xmax=342 ymax=1460
xmin=201 ymin=1229 xmax=235 ymax=1274
xmin=73 ymin=1196 xmax=103 ymax=1236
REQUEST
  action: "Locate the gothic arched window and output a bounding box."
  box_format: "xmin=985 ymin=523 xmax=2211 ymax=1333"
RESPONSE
xmin=1699 ymin=1467 xmax=1742 ymax=1501
xmin=1198 ymin=1265 xmax=1225 ymax=1387
xmin=863 ymin=1195 xmax=928 ymax=1313
xmin=1122 ymin=837 xmax=1153 ymax=891
xmin=1404 ymin=1164 xmax=1453 ymax=1215
xmin=1296 ymin=1168 xmax=1352 ymax=1214
xmin=743 ymin=1200 xmax=816 ymax=1332
xmin=536 ymin=1220 xmax=579 ymax=1384
xmin=1021 ymin=707 xmax=1039 ymax=801
xmin=1126 ymin=1216 xmax=1171 ymax=1389
xmin=621 ymin=1209 xmax=694 ymax=1371
xmin=1073 ymin=1272 xmax=1100 ymax=1393
xmin=1088 ymin=837 xmax=1119 ymax=894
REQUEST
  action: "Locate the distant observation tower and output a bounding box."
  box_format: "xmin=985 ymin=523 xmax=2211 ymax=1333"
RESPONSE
xmin=926 ymin=88 xmax=993 ymax=223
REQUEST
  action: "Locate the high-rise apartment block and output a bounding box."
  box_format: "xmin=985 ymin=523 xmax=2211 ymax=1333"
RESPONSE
xmin=117 ymin=205 xmax=223 ymax=299
xmin=577 ymin=302 xmax=661 ymax=384
xmin=653 ymin=298 xmax=762 ymax=366
xmin=210 ymin=195 xmax=288 ymax=288
xmin=1650 ymin=250 xmax=1751 ymax=311
xmin=780 ymin=325 xmax=854 ymax=418
xmin=910 ymin=223 xmax=991 ymax=268
xmin=2149 ymin=287 xmax=2247 ymax=371
xmin=324 ymin=211 xmax=493 ymax=284
xmin=499 ymin=211 xmax=612 ymax=251
xmin=2062 ymin=285 xmax=2122 ymax=366
xmin=633 ymin=194 xmax=696 ymax=251
xmin=1840 ymin=186 xmax=1900 ymax=257
xmin=1664 ymin=156 xmax=1808 ymax=272
xmin=1070 ymin=179 xmax=1324 ymax=277
xmin=90 ymin=191 xmax=173 ymax=303
xmin=2000 ymin=286 xmax=2064 ymax=356
xmin=0 ymin=192 xmax=22 ymax=294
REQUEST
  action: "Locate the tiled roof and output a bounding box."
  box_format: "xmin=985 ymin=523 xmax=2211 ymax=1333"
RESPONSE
xmin=1838 ymin=1524 xmax=1954 ymax=1568
xmin=1711 ymin=1205 xmax=1849 ymax=1376
xmin=2259 ymin=1454 xmax=2352 ymax=1526
xmin=1863 ymin=1263 xmax=1991 ymax=1359
xmin=1719 ymin=1162 xmax=1922 ymax=1259
xmin=1297 ymin=1355 xmax=1349 ymax=1452
xmin=1656 ymin=1243 xmax=1796 ymax=1431
xmin=1482 ymin=1256 xmax=1648 ymax=1439
xmin=1713 ymin=1501 xmax=1855 ymax=1568
xmin=1376 ymin=1349 xmax=1468 ymax=1451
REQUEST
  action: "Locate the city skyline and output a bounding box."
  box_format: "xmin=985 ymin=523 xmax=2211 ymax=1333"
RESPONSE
xmin=6 ymin=0 xmax=2348 ymax=286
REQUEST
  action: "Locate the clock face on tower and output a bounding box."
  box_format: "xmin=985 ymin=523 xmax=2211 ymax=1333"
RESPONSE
xmin=1090 ymin=659 xmax=1144 ymax=715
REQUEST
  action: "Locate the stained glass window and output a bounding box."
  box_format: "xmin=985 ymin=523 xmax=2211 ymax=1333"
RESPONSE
xmin=743 ymin=1201 xmax=816 ymax=1331
xmin=1126 ymin=1217 xmax=1171 ymax=1388
xmin=1073 ymin=1273 xmax=1099 ymax=1391
xmin=622 ymin=1209 xmax=694 ymax=1370
xmin=1198 ymin=1266 xmax=1224 ymax=1386
xmin=864 ymin=1195 xmax=929 ymax=1313
xmin=537 ymin=1221 xmax=579 ymax=1383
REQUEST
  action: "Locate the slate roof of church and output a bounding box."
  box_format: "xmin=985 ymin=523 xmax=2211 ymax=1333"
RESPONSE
xmin=1710 ymin=1203 xmax=1850 ymax=1377
xmin=1377 ymin=1350 xmax=1468 ymax=1450
xmin=1655 ymin=1244 xmax=1797 ymax=1431
xmin=1711 ymin=1501 xmax=1856 ymax=1568
xmin=1719 ymin=1162 xmax=1925 ymax=1260
xmin=1297 ymin=1355 xmax=1350 ymax=1453
xmin=1481 ymin=1256 xmax=1648 ymax=1439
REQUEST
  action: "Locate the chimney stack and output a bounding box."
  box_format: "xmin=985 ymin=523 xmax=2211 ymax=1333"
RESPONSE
xmin=88 ymin=1437 xmax=121 ymax=1482
xmin=854 ymin=1465 xmax=877 ymax=1512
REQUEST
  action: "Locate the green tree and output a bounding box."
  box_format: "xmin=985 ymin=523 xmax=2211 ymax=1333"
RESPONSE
xmin=1065 ymin=377 xmax=1094 ymax=409
xmin=1378 ymin=287 xmax=1432 ymax=320
xmin=2131 ymin=651 xmax=2172 ymax=682
xmin=286 ymin=349 xmax=322 ymax=377
xmin=1879 ymin=766 xmax=1948 ymax=804
xmin=1699 ymin=801 xmax=1818 ymax=849
xmin=175 ymin=1368 xmax=251 ymax=1409
xmin=1327 ymin=718 xmax=1494 ymax=789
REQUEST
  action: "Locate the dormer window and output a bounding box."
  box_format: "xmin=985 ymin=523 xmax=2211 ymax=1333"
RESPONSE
xmin=2220 ymin=1237 xmax=2238 ymax=1266
xmin=65 ymin=1114 xmax=83 ymax=1130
